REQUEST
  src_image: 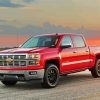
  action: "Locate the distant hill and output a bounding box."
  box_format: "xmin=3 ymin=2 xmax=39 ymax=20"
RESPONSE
xmin=0 ymin=47 xmax=17 ymax=51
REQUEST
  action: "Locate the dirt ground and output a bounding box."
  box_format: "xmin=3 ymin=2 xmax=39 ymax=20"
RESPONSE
xmin=0 ymin=70 xmax=100 ymax=100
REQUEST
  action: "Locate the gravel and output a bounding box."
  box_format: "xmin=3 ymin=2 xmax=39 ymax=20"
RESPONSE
xmin=0 ymin=70 xmax=100 ymax=100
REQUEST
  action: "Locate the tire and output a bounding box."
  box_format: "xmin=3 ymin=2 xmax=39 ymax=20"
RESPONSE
xmin=90 ymin=59 xmax=100 ymax=78
xmin=1 ymin=80 xmax=17 ymax=86
xmin=41 ymin=63 xmax=59 ymax=88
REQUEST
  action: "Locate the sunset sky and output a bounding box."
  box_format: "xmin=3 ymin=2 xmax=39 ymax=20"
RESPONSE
xmin=0 ymin=0 xmax=100 ymax=47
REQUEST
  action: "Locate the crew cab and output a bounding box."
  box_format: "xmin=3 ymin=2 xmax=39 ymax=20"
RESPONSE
xmin=0 ymin=33 xmax=100 ymax=88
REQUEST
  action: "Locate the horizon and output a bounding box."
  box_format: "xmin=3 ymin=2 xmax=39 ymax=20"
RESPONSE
xmin=0 ymin=0 xmax=100 ymax=47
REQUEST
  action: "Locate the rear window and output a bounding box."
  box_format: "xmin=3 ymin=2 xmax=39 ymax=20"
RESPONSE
xmin=73 ymin=36 xmax=86 ymax=47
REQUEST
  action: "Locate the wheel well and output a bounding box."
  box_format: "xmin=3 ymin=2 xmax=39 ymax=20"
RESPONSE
xmin=96 ymin=55 xmax=100 ymax=59
xmin=45 ymin=59 xmax=60 ymax=70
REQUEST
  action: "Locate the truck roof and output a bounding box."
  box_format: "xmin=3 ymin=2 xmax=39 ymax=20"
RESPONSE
xmin=35 ymin=33 xmax=83 ymax=37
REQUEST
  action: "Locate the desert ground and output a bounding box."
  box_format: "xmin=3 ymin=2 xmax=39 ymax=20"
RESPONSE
xmin=0 ymin=70 xmax=100 ymax=100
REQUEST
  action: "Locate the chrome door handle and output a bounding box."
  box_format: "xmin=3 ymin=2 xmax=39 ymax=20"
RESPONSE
xmin=73 ymin=51 xmax=77 ymax=53
xmin=86 ymin=50 xmax=89 ymax=52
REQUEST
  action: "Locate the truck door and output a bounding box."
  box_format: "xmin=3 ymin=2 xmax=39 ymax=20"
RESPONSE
xmin=60 ymin=35 xmax=78 ymax=73
xmin=72 ymin=35 xmax=90 ymax=69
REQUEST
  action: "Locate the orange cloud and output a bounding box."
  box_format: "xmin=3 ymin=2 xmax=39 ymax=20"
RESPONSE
xmin=0 ymin=35 xmax=29 ymax=47
xmin=0 ymin=35 xmax=100 ymax=48
xmin=86 ymin=39 xmax=100 ymax=46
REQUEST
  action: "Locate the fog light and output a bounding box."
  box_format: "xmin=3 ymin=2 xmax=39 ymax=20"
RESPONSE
xmin=35 ymin=60 xmax=40 ymax=65
xmin=29 ymin=61 xmax=36 ymax=65
xmin=28 ymin=60 xmax=40 ymax=65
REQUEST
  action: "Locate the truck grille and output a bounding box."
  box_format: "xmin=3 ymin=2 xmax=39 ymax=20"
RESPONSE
xmin=0 ymin=54 xmax=27 ymax=67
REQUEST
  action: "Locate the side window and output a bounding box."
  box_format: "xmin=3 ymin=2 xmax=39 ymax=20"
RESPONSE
xmin=73 ymin=36 xmax=85 ymax=47
xmin=61 ymin=36 xmax=73 ymax=48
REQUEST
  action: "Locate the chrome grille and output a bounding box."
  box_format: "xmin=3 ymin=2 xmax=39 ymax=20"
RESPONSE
xmin=0 ymin=54 xmax=27 ymax=67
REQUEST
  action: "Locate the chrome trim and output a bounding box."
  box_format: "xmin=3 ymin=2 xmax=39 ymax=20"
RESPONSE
xmin=62 ymin=59 xmax=92 ymax=66
xmin=0 ymin=53 xmax=28 ymax=67
xmin=0 ymin=69 xmax=44 ymax=81
xmin=0 ymin=53 xmax=41 ymax=67
xmin=0 ymin=53 xmax=28 ymax=56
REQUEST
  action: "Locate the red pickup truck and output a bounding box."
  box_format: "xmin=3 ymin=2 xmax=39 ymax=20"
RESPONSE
xmin=0 ymin=33 xmax=100 ymax=88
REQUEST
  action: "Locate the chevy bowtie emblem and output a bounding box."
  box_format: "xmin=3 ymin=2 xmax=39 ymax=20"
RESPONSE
xmin=6 ymin=58 xmax=13 ymax=63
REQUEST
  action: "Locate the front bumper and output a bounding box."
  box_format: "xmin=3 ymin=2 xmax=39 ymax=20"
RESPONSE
xmin=0 ymin=69 xmax=44 ymax=81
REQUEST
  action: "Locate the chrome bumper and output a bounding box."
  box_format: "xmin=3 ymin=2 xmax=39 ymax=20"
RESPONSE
xmin=0 ymin=69 xmax=44 ymax=81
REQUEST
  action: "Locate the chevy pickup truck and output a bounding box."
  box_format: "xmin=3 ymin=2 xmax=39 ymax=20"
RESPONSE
xmin=0 ymin=33 xmax=100 ymax=88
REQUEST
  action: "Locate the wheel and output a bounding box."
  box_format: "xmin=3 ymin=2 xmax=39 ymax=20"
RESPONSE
xmin=41 ymin=63 xmax=59 ymax=88
xmin=90 ymin=59 xmax=100 ymax=78
xmin=1 ymin=80 xmax=17 ymax=86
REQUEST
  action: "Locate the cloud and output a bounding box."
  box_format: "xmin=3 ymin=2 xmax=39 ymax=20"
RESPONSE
xmin=24 ymin=0 xmax=35 ymax=3
xmin=0 ymin=0 xmax=23 ymax=8
xmin=0 ymin=0 xmax=35 ymax=8
xmin=0 ymin=19 xmax=7 ymax=23
xmin=0 ymin=22 xmax=100 ymax=40
xmin=0 ymin=22 xmax=100 ymax=47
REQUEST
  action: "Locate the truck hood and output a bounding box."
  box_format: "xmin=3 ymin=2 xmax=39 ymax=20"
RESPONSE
xmin=0 ymin=47 xmax=51 ymax=54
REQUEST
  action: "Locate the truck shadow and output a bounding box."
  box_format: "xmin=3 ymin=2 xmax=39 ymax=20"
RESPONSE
xmin=2 ymin=72 xmax=93 ymax=90
xmin=59 ymin=73 xmax=92 ymax=86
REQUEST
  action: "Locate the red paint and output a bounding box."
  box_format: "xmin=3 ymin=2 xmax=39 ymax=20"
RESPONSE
xmin=0 ymin=33 xmax=100 ymax=75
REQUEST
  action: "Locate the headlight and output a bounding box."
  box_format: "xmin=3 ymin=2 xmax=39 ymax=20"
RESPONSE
xmin=28 ymin=53 xmax=40 ymax=59
xmin=28 ymin=53 xmax=40 ymax=66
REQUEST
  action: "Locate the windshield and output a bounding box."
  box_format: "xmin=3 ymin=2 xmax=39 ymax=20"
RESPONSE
xmin=21 ymin=35 xmax=60 ymax=48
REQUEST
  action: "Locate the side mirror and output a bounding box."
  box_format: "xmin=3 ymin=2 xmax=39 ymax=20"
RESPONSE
xmin=60 ymin=44 xmax=72 ymax=49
